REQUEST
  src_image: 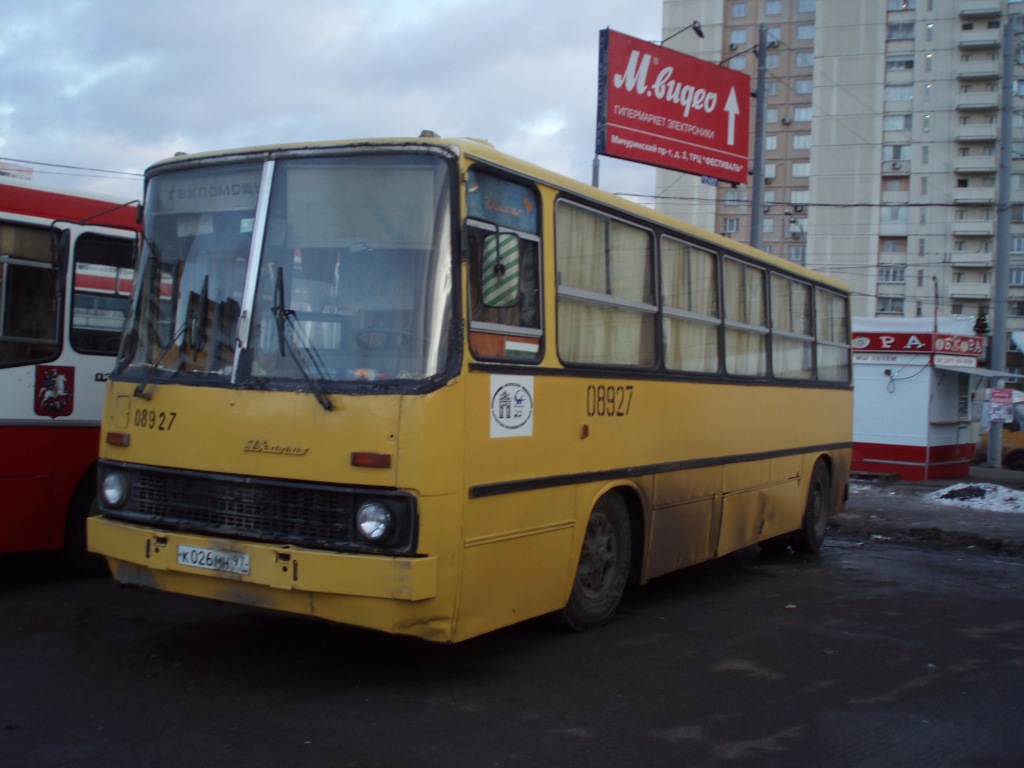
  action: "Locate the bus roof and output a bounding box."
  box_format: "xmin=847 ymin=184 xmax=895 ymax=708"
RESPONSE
xmin=147 ymin=135 xmax=849 ymax=294
xmin=0 ymin=175 xmax=139 ymax=230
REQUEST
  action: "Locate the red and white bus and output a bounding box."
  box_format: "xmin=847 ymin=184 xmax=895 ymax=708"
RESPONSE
xmin=0 ymin=176 xmax=139 ymax=564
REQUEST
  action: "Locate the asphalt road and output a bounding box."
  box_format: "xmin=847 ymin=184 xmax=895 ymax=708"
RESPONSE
xmin=1 ymin=534 xmax=1022 ymax=768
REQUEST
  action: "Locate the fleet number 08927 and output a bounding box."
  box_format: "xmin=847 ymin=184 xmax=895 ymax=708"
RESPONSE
xmin=586 ymin=384 xmax=633 ymax=417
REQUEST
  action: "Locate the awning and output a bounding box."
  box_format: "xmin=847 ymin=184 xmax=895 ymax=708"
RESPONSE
xmin=933 ymin=364 xmax=1020 ymax=380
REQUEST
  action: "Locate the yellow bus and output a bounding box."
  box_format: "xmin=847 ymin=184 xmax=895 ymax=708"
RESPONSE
xmin=89 ymin=135 xmax=852 ymax=642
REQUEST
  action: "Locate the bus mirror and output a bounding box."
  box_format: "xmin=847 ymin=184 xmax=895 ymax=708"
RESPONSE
xmin=481 ymin=233 xmax=521 ymax=308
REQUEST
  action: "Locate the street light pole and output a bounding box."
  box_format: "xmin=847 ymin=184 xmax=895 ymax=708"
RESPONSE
xmin=749 ymin=24 xmax=768 ymax=250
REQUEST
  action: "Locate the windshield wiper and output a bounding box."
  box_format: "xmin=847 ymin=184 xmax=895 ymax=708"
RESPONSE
xmin=133 ymin=319 xmax=188 ymax=400
xmin=272 ymin=267 xmax=335 ymax=412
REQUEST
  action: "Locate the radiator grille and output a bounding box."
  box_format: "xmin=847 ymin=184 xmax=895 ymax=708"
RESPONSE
xmin=100 ymin=462 xmax=415 ymax=553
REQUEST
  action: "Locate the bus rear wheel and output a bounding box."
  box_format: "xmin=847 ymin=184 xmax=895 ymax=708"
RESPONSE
xmin=792 ymin=461 xmax=831 ymax=554
xmin=562 ymin=493 xmax=631 ymax=631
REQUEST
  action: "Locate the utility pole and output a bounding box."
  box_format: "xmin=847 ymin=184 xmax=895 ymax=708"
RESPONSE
xmin=986 ymin=14 xmax=1018 ymax=466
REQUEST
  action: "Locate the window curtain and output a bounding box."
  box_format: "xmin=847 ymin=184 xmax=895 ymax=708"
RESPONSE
xmin=723 ymin=259 xmax=767 ymax=376
xmin=661 ymin=238 xmax=719 ymax=373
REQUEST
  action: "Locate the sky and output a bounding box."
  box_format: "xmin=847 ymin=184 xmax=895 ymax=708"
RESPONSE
xmin=0 ymin=0 xmax=662 ymax=204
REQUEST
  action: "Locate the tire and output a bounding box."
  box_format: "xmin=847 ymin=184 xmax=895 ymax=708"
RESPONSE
xmin=1004 ymin=452 xmax=1024 ymax=472
xmin=562 ymin=493 xmax=632 ymax=631
xmin=792 ymin=461 xmax=831 ymax=555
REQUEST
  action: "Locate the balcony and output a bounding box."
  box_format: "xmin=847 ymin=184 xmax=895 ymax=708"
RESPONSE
xmin=956 ymin=125 xmax=998 ymax=143
xmin=879 ymin=220 xmax=910 ymax=237
xmin=958 ymin=30 xmax=1001 ymax=51
xmin=952 ymin=221 xmax=995 ymax=238
xmin=955 ymin=156 xmax=997 ymax=175
xmin=953 ymin=188 xmax=996 ymax=206
xmin=957 ymin=62 xmax=1000 ymax=82
xmin=883 ymin=159 xmax=911 ymax=175
xmin=950 ymin=251 xmax=992 ymax=267
xmin=958 ymin=3 xmax=1002 ymax=20
xmin=948 ymin=282 xmax=993 ymax=300
xmin=956 ymin=92 xmax=999 ymax=112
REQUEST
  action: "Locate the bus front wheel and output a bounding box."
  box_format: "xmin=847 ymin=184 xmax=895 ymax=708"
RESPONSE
xmin=792 ymin=461 xmax=831 ymax=554
xmin=562 ymin=493 xmax=631 ymax=631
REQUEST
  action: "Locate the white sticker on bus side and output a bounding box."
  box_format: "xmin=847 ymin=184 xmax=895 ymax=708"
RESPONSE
xmin=490 ymin=375 xmax=534 ymax=438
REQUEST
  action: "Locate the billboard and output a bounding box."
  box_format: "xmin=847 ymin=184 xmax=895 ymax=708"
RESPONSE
xmin=596 ymin=29 xmax=751 ymax=185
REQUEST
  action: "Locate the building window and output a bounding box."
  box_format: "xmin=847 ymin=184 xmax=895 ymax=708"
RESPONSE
xmin=797 ymin=25 xmax=815 ymax=41
xmin=786 ymin=244 xmax=806 ymax=264
xmin=731 ymin=2 xmax=748 ymax=18
xmin=794 ymin=106 xmax=813 ymax=122
xmin=790 ymin=190 xmax=810 ymax=206
xmin=877 ymin=297 xmax=905 ymax=315
xmin=765 ymin=53 xmax=781 ymax=69
xmin=798 ymin=0 xmax=815 ymax=11
xmin=795 ymin=78 xmax=814 ymax=95
xmin=792 ymin=133 xmax=812 ymax=150
xmin=882 ymin=206 xmax=909 ymax=223
xmin=886 ymin=55 xmax=914 ymax=71
xmin=730 ymin=29 xmax=748 ymax=46
xmin=765 ymin=0 xmax=783 ymax=14
xmin=723 ymin=217 xmax=740 ymax=234
xmin=884 ymin=114 xmax=912 ymax=131
xmin=763 ymin=80 xmax=780 ymax=96
xmin=1011 ymin=237 xmax=1024 ymax=254
xmin=1010 ymin=267 xmax=1024 ymax=286
xmin=878 ymin=265 xmax=906 ymax=284
xmin=885 ymin=85 xmax=914 ymax=101
xmin=887 ymin=23 xmax=914 ymax=41
xmin=883 ymin=145 xmax=910 ymax=161
xmin=795 ymin=51 xmax=814 ymax=67
xmin=792 ymin=162 xmax=811 ymax=178
xmin=925 ymin=53 xmax=934 ymax=72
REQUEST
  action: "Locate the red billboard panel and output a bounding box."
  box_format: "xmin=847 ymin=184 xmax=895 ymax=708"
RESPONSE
xmin=596 ymin=29 xmax=751 ymax=185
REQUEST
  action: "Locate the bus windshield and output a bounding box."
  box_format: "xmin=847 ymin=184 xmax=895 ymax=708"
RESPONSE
xmin=120 ymin=153 xmax=454 ymax=391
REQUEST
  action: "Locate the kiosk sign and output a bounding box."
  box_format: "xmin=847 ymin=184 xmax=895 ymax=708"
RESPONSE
xmin=596 ymin=29 xmax=751 ymax=185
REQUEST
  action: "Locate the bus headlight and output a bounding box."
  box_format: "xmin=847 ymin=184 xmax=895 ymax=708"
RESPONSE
xmin=356 ymin=501 xmax=393 ymax=543
xmin=101 ymin=471 xmax=129 ymax=509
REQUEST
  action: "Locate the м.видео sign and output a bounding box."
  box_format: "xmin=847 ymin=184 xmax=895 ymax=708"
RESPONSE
xmin=596 ymin=29 xmax=751 ymax=186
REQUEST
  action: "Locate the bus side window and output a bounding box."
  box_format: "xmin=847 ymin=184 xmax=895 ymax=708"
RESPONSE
xmin=468 ymin=227 xmax=541 ymax=362
xmin=0 ymin=221 xmax=60 ymax=366
xmin=71 ymin=234 xmax=135 ymax=355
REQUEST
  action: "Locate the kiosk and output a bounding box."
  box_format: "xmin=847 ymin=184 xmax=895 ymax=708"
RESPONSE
xmin=851 ymin=317 xmax=991 ymax=481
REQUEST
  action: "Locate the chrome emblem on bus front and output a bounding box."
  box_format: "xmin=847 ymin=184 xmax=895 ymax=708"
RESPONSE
xmin=243 ymin=439 xmax=309 ymax=456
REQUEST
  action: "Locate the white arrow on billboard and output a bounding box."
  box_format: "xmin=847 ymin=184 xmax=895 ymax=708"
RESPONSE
xmin=725 ymin=87 xmax=740 ymax=146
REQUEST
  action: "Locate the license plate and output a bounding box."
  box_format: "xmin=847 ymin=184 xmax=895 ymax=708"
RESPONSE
xmin=177 ymin=545 xmax=250 ymax=575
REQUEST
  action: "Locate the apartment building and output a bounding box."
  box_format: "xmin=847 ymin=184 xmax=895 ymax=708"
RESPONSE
xmin=657 ymin=0 xmax=1024 ymax=364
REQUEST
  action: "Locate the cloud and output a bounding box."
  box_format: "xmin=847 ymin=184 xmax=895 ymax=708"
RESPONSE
xmin=0 ymin=0 xmax=660 ymax=200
